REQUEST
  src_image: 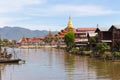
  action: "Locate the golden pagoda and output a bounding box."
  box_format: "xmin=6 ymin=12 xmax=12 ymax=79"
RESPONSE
xmin=44 ymin=30 xmax=54 ymax=44
xmin=65 ymin=16 xmax=74 ymax=31
xmin=22 ymin=36 xmax=28 ymax=43
xmin=54 ymin=16 xmax=75 ymax=44
xmin=46 ymin=30 xmax=53 ymax=37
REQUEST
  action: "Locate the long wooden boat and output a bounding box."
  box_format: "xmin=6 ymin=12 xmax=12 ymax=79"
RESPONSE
xmin=0 ymin=59 xmax=21 ymax=63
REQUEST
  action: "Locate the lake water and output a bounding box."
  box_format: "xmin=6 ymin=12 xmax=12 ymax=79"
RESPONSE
xmin=0 ymin=48 xmax=120 ymax=80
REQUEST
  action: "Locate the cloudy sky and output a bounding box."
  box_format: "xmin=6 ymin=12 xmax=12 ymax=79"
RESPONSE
xmin=0 ymin=0 xmax=120 ymax=31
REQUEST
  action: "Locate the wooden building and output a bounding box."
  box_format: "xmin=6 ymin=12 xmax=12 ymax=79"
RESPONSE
xmin=95 ymin=25 xmax=120 ymax=47
xmin=74 ymin=28 xmax=96 ymax=47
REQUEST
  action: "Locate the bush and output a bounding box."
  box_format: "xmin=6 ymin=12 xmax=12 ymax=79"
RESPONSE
xmin=80 ymin=47 xmax=89 ymax=51
xmin=114 ymin=52 xmax=120 ymax=57
xmin=71 ymin=47 xmax=79 ymax=54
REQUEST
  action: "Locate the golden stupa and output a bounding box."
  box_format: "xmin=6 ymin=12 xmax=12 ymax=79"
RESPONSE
xmin=65 ymin=16 xmax=74 ymax=31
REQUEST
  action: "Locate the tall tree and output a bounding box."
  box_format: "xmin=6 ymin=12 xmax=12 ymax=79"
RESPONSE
xmin=64 ymin=31 xmax=75 ymax=51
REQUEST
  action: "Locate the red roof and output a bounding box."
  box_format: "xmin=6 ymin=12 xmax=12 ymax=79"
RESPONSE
xmin=76 ymin=28 xmax=96 ymax=31
xmin=75 ymin=32 xmax=86 ymax=34
xmin=28 ymin=37 xmax=43 ymax=43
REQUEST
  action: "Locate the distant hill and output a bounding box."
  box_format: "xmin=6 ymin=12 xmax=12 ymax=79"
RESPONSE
xmin=0 ymin=26 xmax=58 ymax=40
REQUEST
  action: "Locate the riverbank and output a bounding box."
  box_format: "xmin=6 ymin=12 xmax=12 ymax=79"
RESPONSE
xmin=19 ymin=45 xmax=56 ymax=49
xmin=63 ymin=47 xmax=120 ymax=62
xmin=19 ymin=45 xmax=66 ymax=49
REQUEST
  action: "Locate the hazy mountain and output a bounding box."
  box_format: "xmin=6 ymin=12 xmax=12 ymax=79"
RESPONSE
xmin=0 ymin=26 xmax=58 ymax=40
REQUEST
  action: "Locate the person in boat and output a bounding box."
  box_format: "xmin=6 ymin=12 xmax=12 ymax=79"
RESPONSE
xmin=2 ymin=48 xmax=12 ymax=58
xmin=3 ymin=48 xmax=7 ymax=58
xmin=0 ymin=48 xmax=5 ymax=57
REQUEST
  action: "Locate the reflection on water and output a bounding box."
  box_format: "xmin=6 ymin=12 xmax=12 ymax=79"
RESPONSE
xmin=0 ymin=48 xmax=120 ymax=80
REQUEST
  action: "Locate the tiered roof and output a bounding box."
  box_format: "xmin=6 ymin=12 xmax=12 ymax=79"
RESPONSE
xmin=56 ymin=16 xmax=74 ymax=38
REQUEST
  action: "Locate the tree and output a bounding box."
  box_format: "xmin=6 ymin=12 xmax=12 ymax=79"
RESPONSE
xmin=90 ymin=36 xmax=98 ymax=43
xmin=3 ymin=39 xmax=12 ymax=46
xmin=113 ymin=41 xmax=120 ymax=52
xmin=112 ymin=41 xmax=120 ymax=58
xmin=64 ymin=31 xmax=75 ymax=51
xmin=93 ymin=42 xmax=109 ymax=56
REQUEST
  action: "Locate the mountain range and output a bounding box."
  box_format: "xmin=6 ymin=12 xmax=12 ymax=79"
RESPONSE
xmin=0 ymin=26 xmax=58 ymax=41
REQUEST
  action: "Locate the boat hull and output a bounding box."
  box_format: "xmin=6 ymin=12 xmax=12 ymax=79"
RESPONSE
xmin=0 ymin=59 xmax=21 ymax=63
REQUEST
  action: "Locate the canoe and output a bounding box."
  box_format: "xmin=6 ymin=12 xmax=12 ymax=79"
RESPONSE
xmin=0 ymin=59 xmax=21 ymax=63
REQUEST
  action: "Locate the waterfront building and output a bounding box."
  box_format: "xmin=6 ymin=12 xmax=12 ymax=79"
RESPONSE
xmin=17 ymin=36 xmax=28 ymax=45
xmin=17 ymin=37 xmax=44 ymax=46
xmin=17 ymin=16 xmax=97 ymax=47
xmin=55 ymin=16 xmax=96 ymax=47
xmin=75 ymin=28 xmax=96 ymax=46
xmin=28 ymin=37 xmax=44 ymax=45
xmin=44 ymin=30 xmax=55 ymax=45
xmin=95 ymin=25 xmax=120 ymax=47
xmin=55 ymin=16 xmax=75 ymax=45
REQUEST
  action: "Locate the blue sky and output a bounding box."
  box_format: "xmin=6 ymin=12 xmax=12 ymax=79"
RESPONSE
xmin=0 ymin=0 xmax=120 ymax=31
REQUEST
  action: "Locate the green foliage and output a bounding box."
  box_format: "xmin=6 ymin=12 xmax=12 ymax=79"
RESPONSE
xmin=71 ymin=47 xmax=79 ymax=54
xmin=80 ymin=47 xmax=89 ymax=51
xmin=114 ymin=52 xmax=120 ymax=57
xmin=64 ymin=31 xmax=75 ymax=47
xmin=89 ymin=35 xmax=98 ymax=43
xmin=54 ymin=37 xmax=59 ymax=42
xmin=0 ymin=39 xmax=12 ymax=46
xmin=93 ymin=42 xmax=109 ymax=55
xmin=90 ymin=37 xmax=96 ymax=43
xmin=64 ymin=31 xmax=75 ymax=52
xmin=112 ymin=41 xmax=120 ymax=59
xmin=0 ymin=39 xmax=3 ymax=45
xmin=44 ymin=37 xmax=53 ymax=44
xmin=113 ymin=41 xmax=120 ymax=52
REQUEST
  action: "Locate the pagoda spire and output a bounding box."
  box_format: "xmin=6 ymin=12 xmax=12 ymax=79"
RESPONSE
xmin=47 ymin=30 xmax=53 ymax=37
xmin=97 ymin=24 xmax=99 ymax=28
xmin=67 ymin=16 xmax=73 ymax=29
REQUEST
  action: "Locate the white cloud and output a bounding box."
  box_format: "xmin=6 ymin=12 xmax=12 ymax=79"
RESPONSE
xmin=0 ymin=17 xmax=30 ymax=27
xmin=0 ymin=0 xmax=46 ymax=13
xmin=3 ymin=24 xmax=62 ymax=31
xmin=28 ymin=4 xmax=114 ymax=16
xmin=0 ymin=17 xmax=15 ymax=27
xmin=0 ymin=17 xmax=62 ymax=31
xmin=0 ymin=0 xmax=46 ymax=27
xmin=28 ymin=25 xmax=62 ymax=31
xmin=0 ymin=2 xmax=118 ymax=31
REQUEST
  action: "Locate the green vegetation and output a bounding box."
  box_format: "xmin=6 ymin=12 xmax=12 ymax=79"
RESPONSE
xmin=89 ymin=35 xmax=98 ymax=43
xmin=111 ymin=41 xmax=120 ymax=58
xmin=64 ymin=31 xmax=75 ymax=51
xmin=92 ymin=42 xmax=109 ymax=57
xmin=71 ymin=47 xmax=79 ymax=54
xmin=113 ymin=41 xmax=120 ymax=52
xmin=0 ymin=39 xmax=13 ymax=46
xmin=114 ymin=52 xmax=120 ymax=57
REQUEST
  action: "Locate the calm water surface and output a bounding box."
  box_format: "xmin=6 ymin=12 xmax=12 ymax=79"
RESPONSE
xmin=0 ymin=48 xmax=120 ymax=80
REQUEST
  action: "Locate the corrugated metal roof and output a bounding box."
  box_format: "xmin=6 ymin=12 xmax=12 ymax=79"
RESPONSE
xmin=98 ymin=27 xmax=109 ymax=31
xmin=112 ymin=25 xmax=120 ymax=29
xmin=88 ymin=33 xmax=97 ymax=37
